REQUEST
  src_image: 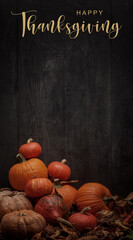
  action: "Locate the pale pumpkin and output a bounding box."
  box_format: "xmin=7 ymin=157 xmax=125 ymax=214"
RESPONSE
xmin=0 ymin=191 xmax=33 ymax=220
xmin=1 ymin=210 xmax=46 ymax=240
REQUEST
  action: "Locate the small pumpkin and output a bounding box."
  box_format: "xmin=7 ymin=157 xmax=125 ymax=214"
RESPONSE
xmin=34 ymin=195 xmax=68 ymax=224
xmin=9 ymin=153 xmax=48 ymax=191
xmin=19 ymin=138 xmax=42 ymax=159
xmin=0 ymin=191 xmax=33 ymax=220
xmin=69 ymin=207 xmax=97 ymax=231
xmin=1 ymin=210 xmax=46 ymax=240
xmin=48 ymin=159 xmax=71 ymax=181
xmin=25 ymin=177 xmax=53 ymax=198
xmin=53 ymin=179 xmax=77 ymax=210
xmin=76 ymin=182 xmax=111 ymax=214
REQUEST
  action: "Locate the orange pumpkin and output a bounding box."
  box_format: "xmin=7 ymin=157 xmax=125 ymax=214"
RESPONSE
xmin=9 ymin=153 xmax=48 ymax=191
xmin=48 ymin=159 xmax=71 ymax=181
xmin=19 ymin=138 xmax=42 ymax=159
xmin=53 ymin=180 xmax=77 ymax=210
xmin=25 ymin=178 xmax=53 ymax=198
xmin=76 ymin=182 xmax=111 ymax=214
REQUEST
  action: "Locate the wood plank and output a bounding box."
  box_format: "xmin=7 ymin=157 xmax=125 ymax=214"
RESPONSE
xmin=111 ymin=0 xmax=133 ymax=196
xmin=0 ymin=0 xmax=18 ymax=187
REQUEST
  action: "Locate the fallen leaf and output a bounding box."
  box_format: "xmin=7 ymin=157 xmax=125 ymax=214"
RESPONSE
xmin=115 ymin=220 xmax=130 ymax=230
xmin=50 ymin=228 xmax=61 ymax=239
xmin=125 ymin=192 xmax=133 ymax=201
xmin=78 ymin=236 xmax=99 ymax=240
xmin=45 ymin=225 xmax=56 ymax=235
xmin=31 ymin=231 xmax=45 ymax=240
xmin=59 ymin=222 xmax=77 ymax=235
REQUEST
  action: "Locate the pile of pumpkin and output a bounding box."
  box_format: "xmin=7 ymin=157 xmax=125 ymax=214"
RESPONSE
xmin=0 ymin=139 xmax=112 ymax=240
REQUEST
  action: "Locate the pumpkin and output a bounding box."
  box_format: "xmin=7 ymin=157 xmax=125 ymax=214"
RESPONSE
xmin=68 ymin=207 xmax=97 ymax=231
xmin=0 ymin=191 xmax=33 ymax=220
xmin=25 ymin=177 xmax=53 ymax=198
xmin=48 ymin=159 xmax=71 ymax=181
xmin=76 ymin=182 xmax=111 ymax=214
xmin=1 ymin=210 xmax=46 ymax=240
xmin=0 ymin=188 xmax=13 ymax=199
xmin=19 ymin=138 xmax=42 ymax=159
xmin=53 ymin=180 xmax=77 ymax=210
xmin=9 ymin=153 xmax=48 ymax=191
xmin=34 ymin=195 xmax=68 ymax=224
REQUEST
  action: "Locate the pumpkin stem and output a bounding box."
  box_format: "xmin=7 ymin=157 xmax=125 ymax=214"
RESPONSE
xmin=27 ymin=138 xmax=34 ymax=143
xmin=57 ymin=217 xmax=76 ymax=230
xmin=16 ymin=153 xmax=26 ymax=163
xmin=61 ymin=159 xmax=67 ymax=164
xmin=60 ymin=180 xmax=79 ymax=185
xmin=33 ymin=174 xmax=37 ymax=178
xmin=80 ymin=206 xmax=91 ymax=214
xmin=54 ymin=179 xmax=62 ymax=188
xmin=18 ymin=213 xmax=26 ymax=216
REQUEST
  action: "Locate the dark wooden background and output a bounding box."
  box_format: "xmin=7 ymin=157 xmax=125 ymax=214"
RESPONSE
xmin=0 ymin=0 xmax=133 ymax=197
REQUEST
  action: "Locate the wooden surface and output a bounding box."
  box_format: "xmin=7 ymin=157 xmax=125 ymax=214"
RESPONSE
xmin=0 ymin=0 xmax=133 ymax=196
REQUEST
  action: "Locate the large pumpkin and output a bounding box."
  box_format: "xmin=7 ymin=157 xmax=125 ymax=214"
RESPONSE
xmin=9 ymin=153 xmax=48 ymax=191
xmin=76 ymin=182 xmax=111 ymax=214
xmin=1 ymin=210 xmax=46 ymax=240
xmin=0 ymin=191 xmax=33 ymax=220
xmin=19 ymin=138 xmax=42 ymax=159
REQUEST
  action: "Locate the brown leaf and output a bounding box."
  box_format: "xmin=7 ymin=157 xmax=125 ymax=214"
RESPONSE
xmin=59 ymin=222 xmax=77 ymax=235
xmin=115 ymin=199 xmax=127 ymax=208
xmin=45 ymin=225 xmax=55 ymax=235
xmin=66 ymin=235 xmax=77 ymax=240
xmin=115 ymin=220 xmax=130 ymax=230
xmin=31 ymin=231 xmax=45 ymax=240
xmin=125 ymin=192 xmax=133 ymax=201
xmin=78 ymin=236 xmax=99 ymax=240
xmin=96 ymin=210 xmax=115 ymax=224
xmin=50 ymin=229 xmax=61 ymax=239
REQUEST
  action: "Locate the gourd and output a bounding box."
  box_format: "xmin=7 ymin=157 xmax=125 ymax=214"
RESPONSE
xmin=48 ymin=159 xmax=71 ymax=181
xmin=9 ymin=153 xmax=48 ymax=191
xmin=76 ymin=182 xmax=111 ymax=214
xmin=25 ymin=177 xmax=53 ymax=198
xmin=19 ymin=138 xmax=42 ymax=159
xmin=0 ymin=191 xmax=33 ymax=220
xmin=1 ymin=210 xmax=46 ymax=240
xmin=34 ymin=195 xmax=68 ymax=224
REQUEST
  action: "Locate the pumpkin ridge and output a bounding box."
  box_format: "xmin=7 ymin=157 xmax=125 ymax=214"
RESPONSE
xmin=13 ymin=195 xmax=22 ymax=211
xmin=18 ymin=212 xmax=27 ymax=237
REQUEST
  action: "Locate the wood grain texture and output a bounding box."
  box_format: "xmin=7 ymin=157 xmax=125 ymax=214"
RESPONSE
xmin=0 ymin=0 xmax=18 ymax=186
xmin=0 ymin=0 xmax=132 ymax=196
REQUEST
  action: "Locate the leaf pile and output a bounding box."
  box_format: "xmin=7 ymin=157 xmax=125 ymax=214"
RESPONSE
xmin=0 ymin=193 xmax=133 ymax=240
xmin=31 ymin=193 xmax=133 ymax=240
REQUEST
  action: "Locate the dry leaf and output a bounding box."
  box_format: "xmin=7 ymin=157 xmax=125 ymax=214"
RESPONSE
xmin=78 ymin=236 xmax=99 ymax=240
xmin=45 ymin=224 xmax=55 ymax=235
xmin=125 ymin=192 xmax=133 ymax=201
xmin=59 ymin=222 xmax=77 ymax=235
xmin=50 ymin=228 xmax=61 ymax=239
xmin=31 ymin=231 xmax=45 ymax=240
